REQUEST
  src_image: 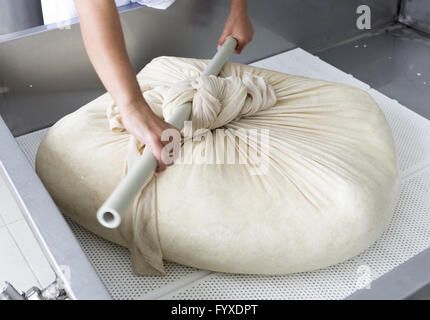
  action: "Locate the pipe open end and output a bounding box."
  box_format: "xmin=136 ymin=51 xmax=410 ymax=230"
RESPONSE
xmin=97 ymin=208 xmax=121 ymax=229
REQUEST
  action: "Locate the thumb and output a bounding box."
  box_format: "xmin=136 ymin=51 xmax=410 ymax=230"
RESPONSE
xmin=218 ymin=32 xmax=229 ymax=50
xmin=147 ymin=138 xmax=166 ymax=174
xmin=234 ymin=39 xmax=246 ymax=54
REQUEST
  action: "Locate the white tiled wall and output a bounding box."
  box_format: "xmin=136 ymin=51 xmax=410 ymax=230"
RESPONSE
xmin=0 ymin=173 xmax=55 ymax=294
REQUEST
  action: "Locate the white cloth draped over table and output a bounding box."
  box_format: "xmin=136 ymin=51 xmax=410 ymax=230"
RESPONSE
xmin=41 ymin=0 xmax=176 ymax=25
xmin=36 ymin=57 xmax=400 ymax=276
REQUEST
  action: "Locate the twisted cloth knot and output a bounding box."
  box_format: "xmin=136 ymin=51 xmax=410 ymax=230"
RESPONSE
xmin=146 ymin=72 xmax=277 ymax=131
xmin=107 ymin=72 xmax=277 ymax=133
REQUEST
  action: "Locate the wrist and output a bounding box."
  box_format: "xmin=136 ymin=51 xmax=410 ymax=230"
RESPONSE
xmin=119 ymin=99 xmax=156 ymax=128
xmin=119 ymin=98 xmax=151 ymax=116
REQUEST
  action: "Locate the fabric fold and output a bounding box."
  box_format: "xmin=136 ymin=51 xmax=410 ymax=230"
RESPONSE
xmin=106 ymin=69 xmax=278 ymax=273
xmin=36 ymin=56 xmax=399 ymax=276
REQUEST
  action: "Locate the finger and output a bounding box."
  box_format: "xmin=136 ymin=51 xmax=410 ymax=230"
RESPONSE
xmin=160 ymin=135 xmax=174 ymax=165
xmin=158 ymin=138 xmax=176 ymax=170
xmin=160 ymin=125 xmax=182 ymax=165
xmin=155 ymin=152 xmax=167 ymax=172
xmin=218 ymin=32 xmax=229 ymax=50
xmin=235 ymin=36 xmax=251 ymax=54
xmin=156 ymin=162 xmax=166 ymax=173
xmin=147 ymin=139 xmax=166 ymax=174
xmin=234 ymin=40 xmax=245 ymax=54
xmin=218 ymin=35 xmax=226 ymax=47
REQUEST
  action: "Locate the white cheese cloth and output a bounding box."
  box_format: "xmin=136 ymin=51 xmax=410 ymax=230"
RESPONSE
xmin=36 ymin=57 xmax=400 ymax=275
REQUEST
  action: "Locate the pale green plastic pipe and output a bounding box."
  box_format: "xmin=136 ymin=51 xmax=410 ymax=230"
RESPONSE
xmin=97 ymin=37 xmax=238 ymax=228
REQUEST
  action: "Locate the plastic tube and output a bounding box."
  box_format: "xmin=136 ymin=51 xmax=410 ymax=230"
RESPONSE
xmin=97 ymin=37 xmax=238 ymax=228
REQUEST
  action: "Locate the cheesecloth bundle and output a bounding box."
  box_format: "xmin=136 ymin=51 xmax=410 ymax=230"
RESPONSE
xmin=36 ymin=57 xmax=400 ymax=275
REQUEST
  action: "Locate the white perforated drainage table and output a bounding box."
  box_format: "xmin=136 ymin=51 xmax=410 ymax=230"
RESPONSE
xmin=16 ymin=48 xmax=430 ymax=300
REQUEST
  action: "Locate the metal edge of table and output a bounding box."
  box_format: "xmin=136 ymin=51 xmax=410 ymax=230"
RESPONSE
xmin=2 ymin=106 xmax=429 ymax=301
xmin=347 ymin=247 xmax=430 ymax=300
xmin=0 ymin=3 xmax=143 ymax=43
xmin=0 ymin=116 xmax=111 ymax=300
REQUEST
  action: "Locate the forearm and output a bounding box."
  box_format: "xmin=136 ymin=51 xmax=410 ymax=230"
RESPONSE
xmin=74 ymin=0 xmax=179 ymax=171
xmin=230 ymin=0 xmax=248 ymax=16
xmin=74 ymin=0 xmax=145 ymax=111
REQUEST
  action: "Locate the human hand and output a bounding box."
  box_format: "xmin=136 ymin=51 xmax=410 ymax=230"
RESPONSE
xmin=120 ymin=100 xmax=180 ymax=174
xmin=218 ymin=11 xmax=254 ymax=54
